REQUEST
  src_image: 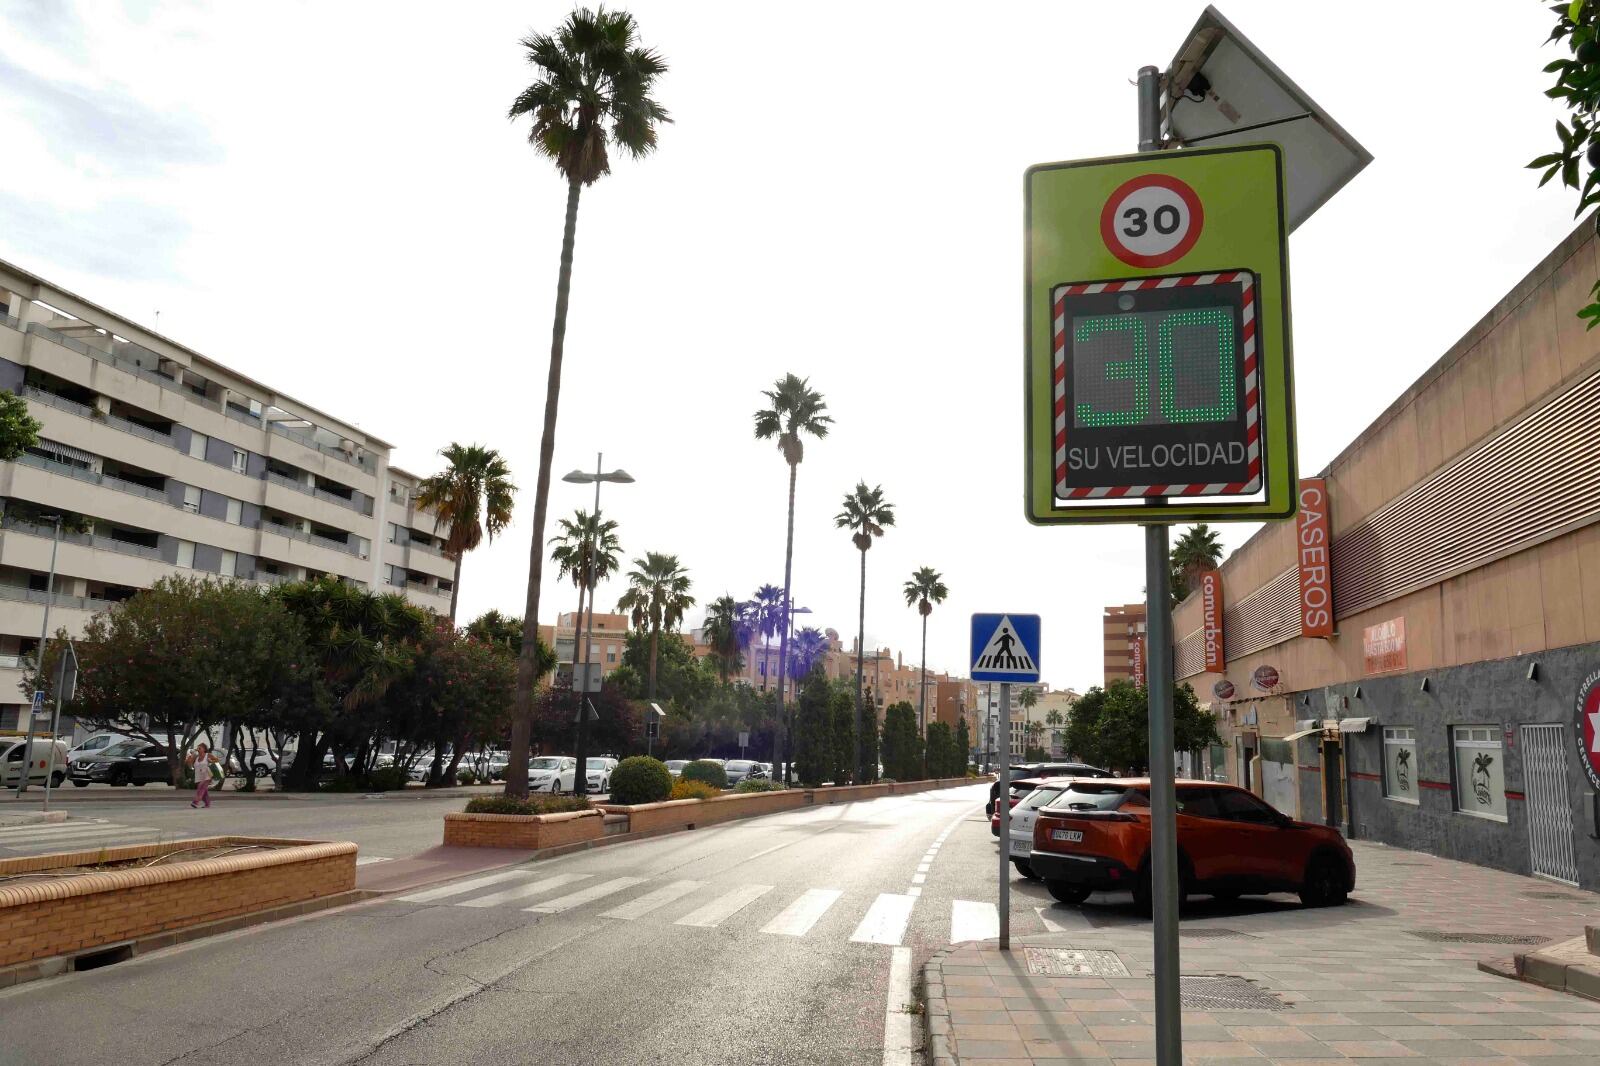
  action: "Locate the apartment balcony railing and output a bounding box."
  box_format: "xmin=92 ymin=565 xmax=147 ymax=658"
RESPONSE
xmin=1 ymin=313 xmax=19 ymax=332
xmin=0 ymin=582 xmax=113 ymax=614
xmin=27 ymin=324 xmax=177 ymax=392
xmin=1 ymin=515 xmax=165 ymax=562
xmin=23 ymin=386 xmax=178 ymax=449
xmin=265 ymin=469 xmax=369 ymax=516
xmin=224 ymin=405 xmax=262 ymax=427
xmin=267 ymin=421 xmax=375 ymax=473
xmin=0 ymin=653 xmax=25 ymax=669
xmin=406 ymin=538 xmax=447 ymax=558
xmin=256 ymin=520 xmax=364 ymax=559
xmin=15 ymin=452 xmax=169 ymax=504
xmin=406 ymin=579 xmax=448 ymax=597
xmin=253 ymin=571 xmax=294 ymax=587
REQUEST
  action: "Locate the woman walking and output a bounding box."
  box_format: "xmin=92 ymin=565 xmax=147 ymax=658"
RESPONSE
xmin=186 ymin=743 xmax=220 ymax=809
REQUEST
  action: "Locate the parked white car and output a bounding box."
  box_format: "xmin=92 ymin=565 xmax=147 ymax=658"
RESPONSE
xmin=0 ymin=738 xmax=69 ymax=787
xmin=66 ymin=732 xmax=138 ymax=763
xmin=584 ymin=757 xmax=618 ymax=793
xmin=664 ymin=759 xmax=690 ymax=778
xmin=529 ymin=756 xmax=577 ymax=793
xmin=1006 ymin=778 xmax=1080 ymax=879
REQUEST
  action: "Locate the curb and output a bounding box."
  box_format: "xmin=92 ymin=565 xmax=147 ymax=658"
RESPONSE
xmin=0 ymin=810 xmax=68 ymax=828
xmin=3 ymin=785 xmax=510 ymax=803
xmin=922 ymin=947 xmax=958 ymax=1066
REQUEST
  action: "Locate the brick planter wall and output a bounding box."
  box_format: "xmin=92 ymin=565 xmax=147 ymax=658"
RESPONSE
xmin=0 ymin=836 xmax=356 ymax=969
xmin=442 ymin=809 xmax=603 ymax=849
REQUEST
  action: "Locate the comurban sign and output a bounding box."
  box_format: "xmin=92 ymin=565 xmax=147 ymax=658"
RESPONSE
xmin=1200 ymin=570 xmax=1224 ymax=672
xmin=1575 ymin=670 xmax=1600 ymax=791
xmin=1025 ymin=144 xmax=1296 ymax=524
xmin=1131 ymin=636 xmax=1146 ymax=686
xmin=1297 ymin=477 xmax=1333 ymax=638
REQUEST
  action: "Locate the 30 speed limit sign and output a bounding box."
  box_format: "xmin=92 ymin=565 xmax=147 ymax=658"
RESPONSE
xmin=1099 ymin=174 xmax=1204 ymax=268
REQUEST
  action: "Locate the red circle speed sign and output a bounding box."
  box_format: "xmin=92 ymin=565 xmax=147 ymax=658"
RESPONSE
xmin=1575 ymin=670 xmax=1600 ymax=789
xmin=1099 ymin=174 xmax=1204 ymax=268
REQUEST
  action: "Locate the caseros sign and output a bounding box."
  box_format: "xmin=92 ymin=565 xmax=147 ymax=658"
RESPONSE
xmin=1575 ymin=669 xmax=1600 ymax=790
xmin=1297 ymin=478 xmax=1333 ymax=638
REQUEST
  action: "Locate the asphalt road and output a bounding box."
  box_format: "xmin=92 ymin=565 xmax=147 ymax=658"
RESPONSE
xmin=2 ymin=783 xmax=1029 ymax=1066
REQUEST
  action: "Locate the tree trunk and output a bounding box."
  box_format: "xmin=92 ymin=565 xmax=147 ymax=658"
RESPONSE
xmin=773 ymin=460 xmax=798 ymax=783
xmin=854 ymin=546 xmax=867 ymax=785
xmin=448 ymin=554 xmax=463 ymax=624
xmin=919 ymin=613 xmax=929 ymax=780
xmin=572 ymin=580 xmax=590 ymax=796
xmin=508 ymin=176 xmax=584 ymax=798
xmin=648 ymin=626 xmax=659 ymax=699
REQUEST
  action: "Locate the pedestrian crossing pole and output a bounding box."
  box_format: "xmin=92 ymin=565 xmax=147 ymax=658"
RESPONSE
xmin=997 ymin=681 xmax=1011 ymax=951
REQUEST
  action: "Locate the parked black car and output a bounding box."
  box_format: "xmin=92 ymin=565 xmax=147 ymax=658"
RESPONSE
xmin=985 ymin=762 xmax=1111 ymax=816
xmin=69 ymin=740 xmax=172 ymax=787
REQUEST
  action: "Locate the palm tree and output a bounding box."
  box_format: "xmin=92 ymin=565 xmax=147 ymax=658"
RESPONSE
xmin=836 ymin=482 xmax=895 ymax=783
xmin=1018 ymin=687 xmax=1039 ymax=712
xmin=754 ymin=375 xmax=832 ymax=777
xmin=741 ymin=583 xmax=785 ymax=689
xmin=788 ymin=626 xmax=830 ymax=680
xmin=902 ymin=566 xmax=949 ymax=743
xmin=1025 ymin=720 xmax=1045 ymax=754
xmin=616 ymin=552 xmax=695 ymax=698
xmin=414 ymin=444 xmax=516 ymax=623
xmin=1170 ymin=523 xmax=1224 ymax=604
xmin=505 ymin=7 xmax=670 ymax=797
xmin=701 ymin=594 xmax=744 ymax=684
xmin=549 ymin=508 xmax=622 ymax=681
xmin=1045 ymin=708 xmax=1064 ymax=757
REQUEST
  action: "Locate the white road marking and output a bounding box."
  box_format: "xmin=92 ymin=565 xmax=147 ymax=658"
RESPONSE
xmin=851 ymin=893 xmax=916 ymax=945
xmin=1035 ymin=906 xmax=1075 ymax=933
xmin=881 ymin=945 xmax=914 ymax=1066
xmin=760 ymin=888 xmax=842 ymax=937
xmin=950 ymin=900 xmax=999 ymax=944
xmin=0 ymin=822 xmax=159 ymax=843
xmin=458 ymin=874 xmax=589 ymax=908
xmin=398 ymin=871 xmax=530 ymax=903
xmin=675 ymin=883 xmax=774 ymax=928
xmin=911 ymin=873 xmax=926 ymax=885
xmin=526 ymin=876 xmax=647 ymax=914
xmin=354 ymin=856 xmax=392 ymax=867
xmin=601 ymin=879 xmax=704 ymax=920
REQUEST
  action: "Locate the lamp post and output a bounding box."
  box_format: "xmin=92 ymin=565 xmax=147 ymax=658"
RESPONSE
xmin=15 ymin=514 xmax=61 ymax=797
xmin=561 ymin=455 xmax=633 ymax=797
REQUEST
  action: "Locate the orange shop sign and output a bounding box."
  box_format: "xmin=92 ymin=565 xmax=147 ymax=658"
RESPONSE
xmin=1130 ymin=636 xmax=1145 ymax=685
xmin=1363 ymin=617 xmax=1407 ymax=675
xmin=1297 ymin=478 xmax=1333 ymax=638
xmin=1200 ymin=569 xmax=1225 ymax=672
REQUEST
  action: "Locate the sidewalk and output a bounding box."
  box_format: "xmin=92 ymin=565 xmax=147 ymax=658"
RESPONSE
xmin=925 ymin=841 xmax=1600 ymax=1064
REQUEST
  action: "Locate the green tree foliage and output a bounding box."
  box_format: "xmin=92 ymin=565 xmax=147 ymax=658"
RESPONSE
xmin=880 ymin=701 xmax=923 ymax=781
xmin=925 ymin=721 xmax=958 ymax=779
xmin=700 ymin=594 xmax=745 ymax=684
xmin=414 ymin=443 xmax=515 ymax=621
xmin=617 ymin=630 xmax=713 ymax=712
xmin=389 ymin=620 xmax=519 ymax=786
xmin=837 ymin=481 xmax=895 ymax=782
xmin=1534 ymin=0 xmax=1600 ymax=326
xmin=0 ymin=390 xmax=41 ymax=462
xmin=616 ymin=551 xmax=695 ymax=698
xmin=681 ymin=759 xmax=728 ymax=789
xmin=829 ymin=686 xmax=855 ymax=785
xmin=609 ymin=755 xmax=672 ymax=804
xmin=529 ymin=683 xmax=639 ymax=758
xmin=954 ymin=715 xmax=971 ymax=775
xmin=1064 ymin=680 xmax=1221 ymax=773
xmin=902 ymin=565 xmax=948 ymax=736
xmin=792 ymin=666 xmax=835 ymax=786
xmin=465 ymin=609 xmax=556 ymax=677
xmin=1170 ymin=523 xmax=1223 ymax=606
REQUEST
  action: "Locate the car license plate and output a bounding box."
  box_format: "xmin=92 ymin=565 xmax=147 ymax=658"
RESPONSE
xmin=1008 ymin=838 xmax=1030 ymax=856
xmin=1051 ymin=829 xmax=1084 ymax=843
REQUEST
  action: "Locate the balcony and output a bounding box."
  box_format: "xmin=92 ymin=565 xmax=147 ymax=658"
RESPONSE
xmin=15 ymin=452 xmax=168 ymax=504
xmin=255 ymin=520 xmax=364 ymax=559
xmin=23 ymin=386 xmax=179 ymax=451
xmin=267 ymin=421 xmax=375 ymax=473
xmin=0 ymin=582 xmax=114 ymax=614
xmin=406 ymin=579 xmax=449 ymax=598
xmin=1 ymin=515 xmax=164 ymax=562
xmin=265 ymin=469 xmax=371 ymax=516
xmin=26 ymin=324 xmax=178 ymax=393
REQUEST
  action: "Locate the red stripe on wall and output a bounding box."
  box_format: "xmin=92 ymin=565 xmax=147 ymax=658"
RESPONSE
xmin=1350 ymin=771 xmax=1381 ymax=782
xmin=1505 ymin=791 xmax=1526 ymax=801
xmin=1297 ymin=765 xmax=1321 ymax=773
xmin=1418 ymin=780 xmax=1451 ymax=791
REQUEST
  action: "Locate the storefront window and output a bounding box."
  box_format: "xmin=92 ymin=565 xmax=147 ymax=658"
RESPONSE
xmin=1208 ymin=743 xmax=1228 ymax=782
xmin=1383 ymin=726 xmax=1419 ymax=804
xmin=1451 ymin=725 xmax=1507 ymax=821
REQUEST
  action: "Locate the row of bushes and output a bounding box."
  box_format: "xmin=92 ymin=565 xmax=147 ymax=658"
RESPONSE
xmin=464 ymin=794 xmax=592 ymax=816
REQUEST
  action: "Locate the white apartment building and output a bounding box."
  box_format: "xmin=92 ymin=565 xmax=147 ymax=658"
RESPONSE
xmin=0 ymin=259 xmax=458 ymax=729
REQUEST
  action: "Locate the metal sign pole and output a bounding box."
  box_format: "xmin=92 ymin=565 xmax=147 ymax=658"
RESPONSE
xmin=15 ymin=516 xmax=60 ymax=797
xmin=997 ymin=681 xmax=1012 ymax=951
xmin=1136 ymin=62 xmax=1183 ymax=1066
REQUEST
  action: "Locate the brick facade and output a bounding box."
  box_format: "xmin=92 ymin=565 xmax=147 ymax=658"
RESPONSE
xmin=441 ymin=809 xmax=604 ymax=849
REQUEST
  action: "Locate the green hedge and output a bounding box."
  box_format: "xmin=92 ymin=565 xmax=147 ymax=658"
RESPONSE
xmin=464 ymin=794 xmax=591 ymax=816
xmin=734 ymin=778 xmax=781 ymax=793
xmin=681 ymin=760 xmax=728 ymax=789
xmin=609 ymin=756 xmax=673 ymax=805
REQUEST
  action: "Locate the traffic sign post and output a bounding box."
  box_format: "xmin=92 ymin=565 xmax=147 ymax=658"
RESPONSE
xmin=972 ymin=613 xmax=1041 ymax=953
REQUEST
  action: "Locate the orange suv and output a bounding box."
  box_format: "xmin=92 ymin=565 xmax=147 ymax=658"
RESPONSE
xmin=1030 ymin=779 xmax=1355 ymax=912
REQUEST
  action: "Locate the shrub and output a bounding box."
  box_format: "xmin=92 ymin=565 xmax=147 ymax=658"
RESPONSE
xmin=609 ymin=756 xmax=673 ymax=805
xmin=457 ymin=769 xmax=478 ymax=785
xmin=364 ymin=766 xmax=409 ymax=792
xmin=464 ymin=794 xmax=591 ymax=816
xmin=879 ymin=777 xmax=896 ymax=784
xmin=734 ymin=778 xmax=780 ymax=793
xmin=319 ymin=776 xmax=362 ymax=793
xmin=670 ymin=779 xmax=720 ymax=801
xmin=681 ymin=760 xmax=728 ymax=789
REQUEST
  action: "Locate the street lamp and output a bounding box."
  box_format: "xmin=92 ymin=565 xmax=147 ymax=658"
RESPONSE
xmin=778 ymin=602 xmax=810 ymax=786
xmin=562 ymin=455 xmax=633 ymax=797
xmin=15 ymin=513 xmax=61 ymax=797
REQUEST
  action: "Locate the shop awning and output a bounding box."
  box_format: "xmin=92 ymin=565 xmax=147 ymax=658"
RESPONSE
xmin=1338 ymin=717 xmax=1374 ymax=733
xmin=1281 ymin=727 xmax=1322 ymax=742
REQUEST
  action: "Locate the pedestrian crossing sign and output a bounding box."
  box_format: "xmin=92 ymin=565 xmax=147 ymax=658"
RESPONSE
xmin=970 ymin=614 xmax=1042 ymax=683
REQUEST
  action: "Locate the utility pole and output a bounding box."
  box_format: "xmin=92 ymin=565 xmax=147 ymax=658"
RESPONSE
xmin=14 ymin=515 xmax=60 ymax=796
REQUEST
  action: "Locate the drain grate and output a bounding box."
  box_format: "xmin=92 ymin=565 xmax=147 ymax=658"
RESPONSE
xmin=1408 ymin=929 xmax=1550 ymax=945
xmin=1178 ymin=975 xmax=1288 ymax=1011
xmin=1023 ymin=947 xmax=1130 ymax=977
xmin=1180 ymin=928 xmax=1258 ymax=939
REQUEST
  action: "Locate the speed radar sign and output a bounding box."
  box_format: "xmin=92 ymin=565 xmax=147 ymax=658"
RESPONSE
xmin=1025 ymin=143 xmax=1295 ymax=525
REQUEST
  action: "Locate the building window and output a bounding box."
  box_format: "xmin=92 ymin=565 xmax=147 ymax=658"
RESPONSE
xmin=188 ymin=432 xmax=208 ymax=460
xmin=226 ymin=499 xmax=243 ymax=525
xmin=182 ymin=485 xmax=201 ymax=514
xmin=220 ymin=550 xmax=237 ymax=578
xmin=1451 ymin=724 xmax=1507 ymax=821
xmin=176 ymin=540 xmax=195 ymax=568
xmin=607 ymin=648 xmax=617 ymax=663
xmin=1383 ymin=726 xmax=1419 ymax=804
xmin=231 ymin=448 xmax=248 ymax=474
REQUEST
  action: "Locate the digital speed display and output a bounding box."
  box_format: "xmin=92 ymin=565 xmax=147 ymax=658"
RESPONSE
xmin=1052 ymin=270 xmax=1260 ymax=499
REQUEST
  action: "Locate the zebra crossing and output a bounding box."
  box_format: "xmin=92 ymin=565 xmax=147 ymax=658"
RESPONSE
xmin=0 ymin=817 xmax=184 ymax=856
xmin=394 ymin=870 xmax=1015 ymax=947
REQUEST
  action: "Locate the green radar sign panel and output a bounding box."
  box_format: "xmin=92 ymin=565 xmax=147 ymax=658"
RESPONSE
xmin=1026 ymin=144 xmax=1295 ymax=525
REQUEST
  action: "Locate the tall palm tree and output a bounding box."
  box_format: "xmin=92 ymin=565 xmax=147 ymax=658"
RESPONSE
xmin=701 ymin=594 xmax=744 ymax=685
xmin=1170 ymin=523 xmax=1224 ymax=604
xmin=616 ymin=552 xmax=695 ymax=698
xmin=549 ymin=508 xmax=622 ymax=680
xmin=505 ymin=7 xmax=669 ymax=797
xmin=902 ymin=566 xmax=948 ymax=742
xmin=414 ymin=444 xmax=516 ymax=623
xmin=754 ymin=375 xmax=832 ymax=778
xmin=1018 ymin=687 xmax=1039 ymax=712
xmin=742 ymin=583 xmax=785 ymax=688
xmin=836 ymin=482 xmax=895 ymax=783
xmin=787 ymin=626 xmax=830 ymax=681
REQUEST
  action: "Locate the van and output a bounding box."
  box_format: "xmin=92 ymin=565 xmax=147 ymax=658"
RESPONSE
xmin=0 ymin=737 xmax=70 ymax=787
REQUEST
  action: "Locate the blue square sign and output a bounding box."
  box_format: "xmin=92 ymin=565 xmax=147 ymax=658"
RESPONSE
xmin=970 ymin=614 xmax=1042 ymax=683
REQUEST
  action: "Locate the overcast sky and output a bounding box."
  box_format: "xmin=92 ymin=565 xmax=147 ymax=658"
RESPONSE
xmin=0 ymin=0 xmax=1579 ymax=693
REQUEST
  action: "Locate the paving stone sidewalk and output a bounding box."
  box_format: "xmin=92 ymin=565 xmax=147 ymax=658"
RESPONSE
xmin=924 ymin=840 xmax=1600 ymax=1064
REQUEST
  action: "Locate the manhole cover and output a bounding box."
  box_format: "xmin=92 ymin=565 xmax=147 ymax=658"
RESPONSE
xmin=1180 ymin=928 xmax=1258 ymax=939
xmin=1408 ymin=930 xmax=1550 ymax=944
xmin=1178 ymin=975 xmax=1289 ymax=1011
xmin=1023 ymin=947 xmax=1130 ymax=977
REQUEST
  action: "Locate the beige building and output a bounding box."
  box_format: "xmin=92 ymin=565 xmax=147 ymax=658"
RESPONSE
xmin=539 ymin=610 xmax=629 ymax=687
xmin=1103 ymin=603 xmax=1147 ymax=685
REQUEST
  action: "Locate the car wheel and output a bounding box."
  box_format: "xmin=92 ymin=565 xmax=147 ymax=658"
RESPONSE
xmin=132 ymin=780 xmax=146 ymax=786
xmin=1012 ymin=859 xmax=1041 ymax=881
xmin=254 ymin=765 xmax=272 ymax=779
xmin=71 ymin=779 xmax=88 ymax=787
xmin=108 ymin=768 xmax=130 ymax=787
xmin=50 ymin=771 xmax=65 ymax=787
xmin=1132 ymin=861 xmax=1190 ymax=917
xmin=1212 ymin=889 xmax=1241 ymax=903
xmin=1045 ymin=880 xmax=1092 ymax=905
xmin=1299 ymin=855 xmax=1349 ymax=908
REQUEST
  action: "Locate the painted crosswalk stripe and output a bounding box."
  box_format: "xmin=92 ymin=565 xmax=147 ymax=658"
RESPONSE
xmin=675 ymin=884 xmax=774 ymax=928
xmin=398 ymin=871 xmax=531 ymax=903
xmin=354 ymin=856 xmax=392 ymax=867
xmin=601 ymin=879 xmax=704 ymax=921
xmin=526 ymin=876 xmax=647 ymax=914
xmin=950 ymin=900 xmax=999 ymax=944
xmin=0 ymin=827 xmax=163 ymax=849
xmin=1034 ymin=906 xmax=1078 ymax=933
xmin=0 ymin=823 xmax=156 ymax=842
xmin=458 ymin=873 xmax=588 ymax=908
xmin=760 ymin=888 xmax=842 ymax=937
xmin=850 ymin=893 xmax=916 ymax=946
